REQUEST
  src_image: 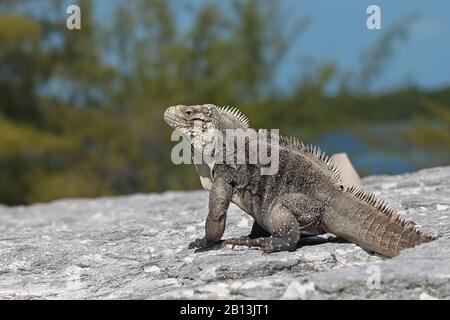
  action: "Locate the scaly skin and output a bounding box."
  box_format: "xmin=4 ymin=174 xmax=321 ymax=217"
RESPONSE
xmin=164 ymin=104 xmax=434 ymax=257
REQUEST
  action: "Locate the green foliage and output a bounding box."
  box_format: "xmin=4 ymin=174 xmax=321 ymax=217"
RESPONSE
xmin=0 ymin=1 xmax=449 ymax=204
xmin=404 ymin=98 xmax=450 ymax=163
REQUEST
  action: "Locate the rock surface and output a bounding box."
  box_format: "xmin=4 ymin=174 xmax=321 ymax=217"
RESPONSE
xmin=0 ymin=166 xmax=449 ymax=300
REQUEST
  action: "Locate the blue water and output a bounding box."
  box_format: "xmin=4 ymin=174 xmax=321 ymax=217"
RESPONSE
xmin=315 ymin=126 xmax=439 ymax=176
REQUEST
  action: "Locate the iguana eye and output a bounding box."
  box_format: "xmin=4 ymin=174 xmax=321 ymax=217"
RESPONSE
xmin=185 ymin=110 xmax=193 ymax=116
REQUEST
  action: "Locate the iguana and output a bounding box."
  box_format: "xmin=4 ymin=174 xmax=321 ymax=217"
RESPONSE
xmin=164 ymin=104 xmax=434 ymax=257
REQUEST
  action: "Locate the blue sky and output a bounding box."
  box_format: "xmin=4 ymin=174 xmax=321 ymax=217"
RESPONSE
xmin=95 ymin=0 xmax=450 ymax=93
xmin=275 ymin=0 xmax=450 ymax=92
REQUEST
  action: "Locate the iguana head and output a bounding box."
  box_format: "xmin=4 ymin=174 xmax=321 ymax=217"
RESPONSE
xmin=164 ymin=104 xmax=250 ymax=150
xmin=164 ymin=104 xmax=249 ymax=133
xmin=164 ymin=104 xmax=279 ymax=176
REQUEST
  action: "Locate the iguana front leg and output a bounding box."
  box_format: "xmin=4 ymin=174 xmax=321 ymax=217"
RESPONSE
xmin=189 ymin=177 xmax=232 ymax=250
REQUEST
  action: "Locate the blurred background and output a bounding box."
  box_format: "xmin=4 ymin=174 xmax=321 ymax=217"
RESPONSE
xmin=0 ymin=0 xmax=449 ymax=205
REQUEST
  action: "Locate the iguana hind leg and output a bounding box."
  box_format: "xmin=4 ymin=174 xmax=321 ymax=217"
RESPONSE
xmin=224 ymin=237 xmax=297 ymax=253
xmin=279 ymin=193 xmax=325 ymax=236
xmin=226 ymin=220 xmax=271 ymax=245
xmin=242 ymin=220 xmax=272 ymax=239
xmin=225 ymin=203 xmax=300 ymax=253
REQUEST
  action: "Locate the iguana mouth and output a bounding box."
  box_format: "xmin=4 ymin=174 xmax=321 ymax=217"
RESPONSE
xmin=164 ymin=115 xmax=184 ymax=129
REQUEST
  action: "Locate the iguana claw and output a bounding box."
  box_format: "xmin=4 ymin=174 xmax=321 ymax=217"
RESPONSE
xmin=189 ymin=238 xmax=225 ymax=252
xmin=188 ymin=237 xmax=213 ymax=250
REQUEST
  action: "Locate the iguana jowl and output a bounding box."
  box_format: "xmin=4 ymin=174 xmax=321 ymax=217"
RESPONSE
xmin=164 ymin=104 xmax=434 ymax=257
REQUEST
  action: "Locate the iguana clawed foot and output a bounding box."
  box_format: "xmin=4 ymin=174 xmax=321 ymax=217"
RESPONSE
xmin=188 ymin=237 xmax=224 ymax=252
xmin=224 ymin=237 xmax=298 ymax=253
xmin=188 ymin=237 xmax=211 ymax=249
xmin=223 ymin=237 xmax=252 ymax=249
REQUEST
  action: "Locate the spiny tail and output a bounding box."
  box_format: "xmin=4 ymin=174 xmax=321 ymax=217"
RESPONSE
xmin=322 ymin=186 xmax=434 ymax=257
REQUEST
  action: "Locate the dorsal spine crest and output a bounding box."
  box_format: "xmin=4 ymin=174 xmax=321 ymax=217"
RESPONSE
xmin=344 ymin=185 xmax=426 ymax=234
xmin=217 ymin=105 xmax=250 ymax=127
xmin=280 ymin=135 xmax=342 ymax=183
